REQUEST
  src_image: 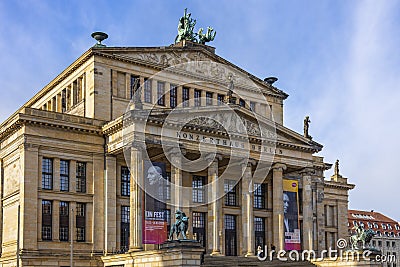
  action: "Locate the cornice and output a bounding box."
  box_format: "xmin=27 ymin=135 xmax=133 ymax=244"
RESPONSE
xmin=0 ymin=108 xmax=104 ymax=141
xmin=324 ymin=180 xmax=355 ymax=190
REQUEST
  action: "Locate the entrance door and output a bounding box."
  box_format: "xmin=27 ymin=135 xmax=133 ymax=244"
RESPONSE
xmin=224 ymin=214 xmax=237 ymax=256
xmin=193 ymin=212 xmax=206 ymax=247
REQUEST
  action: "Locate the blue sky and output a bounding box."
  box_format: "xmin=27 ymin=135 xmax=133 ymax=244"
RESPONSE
xmin=1 ymin=0 xmax=399 ymax=221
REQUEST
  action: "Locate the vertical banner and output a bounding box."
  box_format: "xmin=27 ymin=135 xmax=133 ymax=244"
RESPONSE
xmin=283 ymin=179 xmax=301 ymax=250
xmin=143 ymin=161 xmax=168 ymax=244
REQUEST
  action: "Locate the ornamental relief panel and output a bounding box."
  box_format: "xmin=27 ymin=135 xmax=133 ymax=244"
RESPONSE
xmin=3 ymin=158 xmax=21 ymax=196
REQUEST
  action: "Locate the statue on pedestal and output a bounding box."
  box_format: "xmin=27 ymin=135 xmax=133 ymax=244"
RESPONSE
xmin=168 ymin=210 xmax=189 ymax=240
xmin=350 ymin=225 xmax=376 ymax=250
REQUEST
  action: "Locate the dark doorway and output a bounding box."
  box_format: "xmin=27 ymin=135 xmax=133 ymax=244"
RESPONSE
xmin=193 ymin=212 xmax=206 ymax=247
xmin=255 ymin=217 xmax=266 ymax=252
xmin=224 ymin=214 xmax=237 ymax=256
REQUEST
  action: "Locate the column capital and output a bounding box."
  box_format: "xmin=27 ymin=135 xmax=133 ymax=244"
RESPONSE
xmin=131 ymin=141 xmax=146 ymax=151
xmin=272 ymin=163 xmax=287 ymax=171
xmin=300 ymin=167 xmax=315 ymax=176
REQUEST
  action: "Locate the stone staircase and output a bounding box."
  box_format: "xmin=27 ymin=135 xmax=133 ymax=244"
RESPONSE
xmin=202 ymin=255 xmax=317 ymax=267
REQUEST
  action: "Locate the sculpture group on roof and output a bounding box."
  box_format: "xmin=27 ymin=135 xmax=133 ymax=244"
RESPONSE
xmin=175 ymin=8 xmax=216 ymax=45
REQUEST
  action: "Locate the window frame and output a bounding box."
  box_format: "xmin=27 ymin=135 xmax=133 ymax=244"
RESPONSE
xmin=76 ymin=162 xmax=86 ymax=193
xmin=60 ymin=160 xmax=69 ymax=192
xmin=42 ymin=158 xmax=53 ymax=190
xmin=224 ymin=179 xmax=239 ymax=206
xmin=192 ymin=175 xmax=206 ymax=203
xmin=121 ymin=166 xmax=130 ymax=196
xmin=170 ymin=84 xmax=177 ymax=108
xmin=157 ymin=81 xmax=165 ymax=106
xmin=144 ymin=78 xmax=152 ymax=103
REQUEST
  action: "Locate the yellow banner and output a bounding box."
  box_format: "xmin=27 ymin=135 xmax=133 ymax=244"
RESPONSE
xmin=283 ymin=179 xmax=298 ymax=192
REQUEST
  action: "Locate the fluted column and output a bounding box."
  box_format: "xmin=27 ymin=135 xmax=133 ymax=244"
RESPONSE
xmin=272 ymin=163 xmax=286 ymax=251
xmin=129 ymin=144 xmax=144 ymax=251
xmin=242 ymin=163 xmax=254 ymax=256
xmin=209 ymin=158 xmax=222 ymax=256
xmin=301 ymin=168 xmax=314 ymax=251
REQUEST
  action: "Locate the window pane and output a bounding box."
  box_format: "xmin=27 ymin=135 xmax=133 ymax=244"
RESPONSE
xmin=121 ymin=166 xmax=130 ymax=196
xmin=182 ymin=87 xmax=189 ymax=107
xmin=144 ymin=78 xmax=152 ymax=103
xmin=60 ymin=160 xmax=69 ymax=191
xmin=42 ymin=158 xmax=53 ymax=190
xmin=157 ymin=81 xmax=165 ymax=106
xmin=170 ymin=85 xmax=177 ymax=108
xmin=76 ymin=162 xmax=86 ymax=193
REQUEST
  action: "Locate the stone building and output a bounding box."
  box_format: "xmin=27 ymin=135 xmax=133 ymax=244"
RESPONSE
xmin=0 ymin=36 xmax=355 ymax=266
xmin=348 ymin=210 xmax=399 ymax=267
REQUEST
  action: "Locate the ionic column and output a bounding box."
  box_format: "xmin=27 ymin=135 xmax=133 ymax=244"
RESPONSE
xmin=209 ymin=158 xmax=222 ymax=256
xmin=301 ymin=168 xmax=314 ymax=251
xmin=129 ymin=144 xmax=144 ymax=251
xmin=105 ymin=155 xmax=117 ymax=254
xmin=272 ymin=163 xmax=286 ymax=251
xmin=242 ymin=163 xmax=254 ymax=256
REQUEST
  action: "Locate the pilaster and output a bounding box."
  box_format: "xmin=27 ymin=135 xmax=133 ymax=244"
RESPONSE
xmin=105 ymin=155 xmax=117 ymax=254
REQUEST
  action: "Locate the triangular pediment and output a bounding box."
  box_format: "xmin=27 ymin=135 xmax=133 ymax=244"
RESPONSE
xmin=93 ymin=45 xmax=287 ymax=99
xmin=140 ymin=105 xmax=322 ymax=153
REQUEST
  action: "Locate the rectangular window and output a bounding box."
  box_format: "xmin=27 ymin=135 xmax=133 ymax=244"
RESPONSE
xmin=182 ymin=87 xmax=189 ymax=107
xmin=121 ymin=166 xmax=130 ymax=196
xmin=42 ymin=200 xmax=52 ymax=240
xmin=192 ymin=175 xmax=206 ymax=203
xmin=253 ymin=183 xmax=266 ymax=209
xmin=194 ymin=89 xmax=201 ymax=107
xmin=59 ymin=201 xmax=69 ymax=241
xmin=130 ymin=75 xmax=140 ymax=99
xmin=76 ymin=162 xmax=86 ymax=193
xmin=144 ymin=78 xmax=152 ymax=103
xmin=42 ymin=158 xmax=53 ymax=190
xmin=224 ymin=179 xmax=238 ymax=206
xmin=239 ymin=99 xmax=246 ymax=107
xmin=250 ymin=101 xmax=256 ymax=111
xmin=206 ymin=91 xmax=213 ymax=106
xmin=121 ymin=206 xmax=130 ymax=251
xmin=217 ymin=94 xmax=225 ymax=105
xmin=157 ymin=81 xmax=165 ymax=106
xmin=60 ymin=160 xmax=69 ymax=192
xmin=170 ymin=84 xmax=177 ymax=108
xmin=76 ymin=203 xmax=86 ymax=242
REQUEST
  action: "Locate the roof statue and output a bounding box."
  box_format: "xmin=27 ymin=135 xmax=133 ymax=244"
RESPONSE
xmin=334 ymin=159 xmax=340 ymax=176
xmin=175 ymin=8 xmax=216 ymax=44
xmin=304 ymin=116 xmax=312 ymax=139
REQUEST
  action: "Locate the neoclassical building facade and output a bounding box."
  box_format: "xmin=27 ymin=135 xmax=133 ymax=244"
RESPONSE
xmin=0 ymin=39 xmax=354 ymax=266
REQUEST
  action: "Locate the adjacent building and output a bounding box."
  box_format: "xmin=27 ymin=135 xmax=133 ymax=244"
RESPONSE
xmin=348 ymin=210 xmax=399 ymax=267
xmin=0 ymin=35 xmax=355 ymax=266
